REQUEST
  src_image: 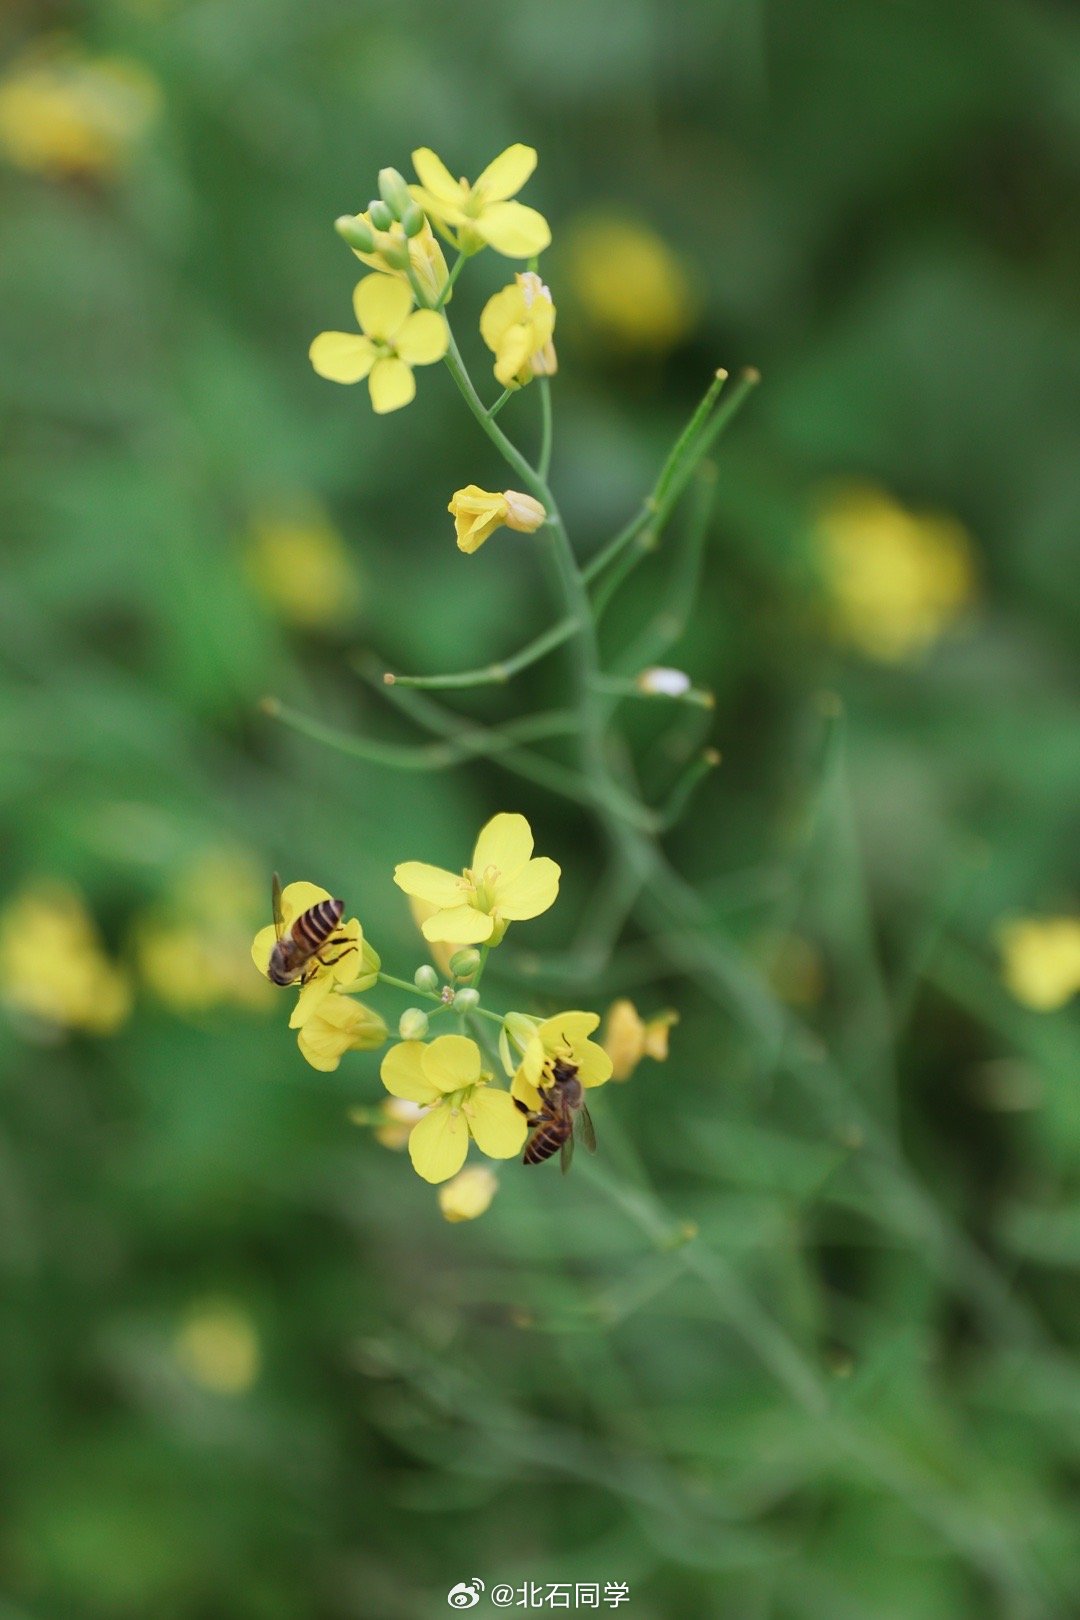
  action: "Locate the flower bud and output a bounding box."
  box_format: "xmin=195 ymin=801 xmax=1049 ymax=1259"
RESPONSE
xmin=334 ymin=213 xmax=376 ymax=253
xmin=368 ymin=199 xmax=393 ymax=232
xmin=401 ymin=201 xmax=425 ymax=238
xmin=503 ymin=491 xmax=547 ymax=533
xmin=452 ymin=987 xmax=480 ymax=1012
xmin=377 ymin=167 xmax=412 ymax=220
xmin=502 ymin=1010 xmax=539 ymax=1057
xmin=636 ymin=666 xmax=691 ymax=697
xmin=398 ymin=1007 xmax=429 ymax=1041
xmin=449 ymin=948 xmax=482 ymax=980
xmin=413 ymin=964 xmax=439 ymax=993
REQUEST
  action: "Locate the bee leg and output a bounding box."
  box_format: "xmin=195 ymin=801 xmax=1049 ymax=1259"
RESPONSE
xmin=513 ymin=1099 xmax=546 ymax=1126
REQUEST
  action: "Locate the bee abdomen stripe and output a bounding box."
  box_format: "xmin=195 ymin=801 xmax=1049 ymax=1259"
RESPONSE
xmin=524 ymin=1126 xmax=566 ymax=1164
xmin=292 ymin=898 xmax=344 ymax=948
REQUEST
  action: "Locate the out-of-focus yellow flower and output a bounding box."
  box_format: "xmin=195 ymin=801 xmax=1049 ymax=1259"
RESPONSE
xmin=563 ymin=214 xmax=696 ymax=353
xmin=296 ymin=995 xmax=387 ymax=1072
xmin=309 ymin=275 xmax=448 ymax=412
xmin=410 ymin=143 xmax=550 ymax=258
xmin=512 ymin=1011 xmax=612 ymax=1114
xmin=251 ymin=880 xmax=378 ymax=1029
xmin=0 ymin=41 xmax=160 ymax=181
xmin=380 ymin=1035 xmax=526 ymax=1183
xmin=174 ymin=1300 xmax=260 ymax=1396
xmin=448 ymin=485 xmax=547 ymax=554
xmin=135 ymin=848 xmax=274 ymax=1015
xmin=244 ymin=506 xmax=360 ymax=631
xmin=0 ymin=882 xmax=131 ymax=1035
xmin=438 ymin=1165 xmax=498 ymax=1222
xmin=394 ymin=813 xmax=560 ymax=946
xmin=815 ymin=484 xmax=977 ymax=662
xmin=407 ymin=896 xmax=455 ymax=978
xmin=480 ymin=272 xmax=557 ymax=388
xmin=999 ymin=917 xmax=1080 ymax=1011
xmin=601 ymin=999 xmax=678 ymax=1081
xmin=367 ymin=1096 xmax=430 ymax=1150
xmin=340 ymin=210 xmax=451 ymax=305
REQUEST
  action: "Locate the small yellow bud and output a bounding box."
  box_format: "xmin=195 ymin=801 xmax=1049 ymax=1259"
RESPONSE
xmin=503 ymin=491 xmax=547 ymax=533
xmin=398 ymin=1007 xmax=430 ymax=1041
xmin=368 ymin=198 xmax=393 ymax=232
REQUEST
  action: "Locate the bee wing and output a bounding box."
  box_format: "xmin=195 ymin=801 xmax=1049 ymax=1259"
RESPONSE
xmin=271 ymin=872 xmax=285 ymax=940
xmin=577 ymin=1103 xmax=597 ymax=1155
xmin=560 ymin=1129 xmax=575 ymax=1175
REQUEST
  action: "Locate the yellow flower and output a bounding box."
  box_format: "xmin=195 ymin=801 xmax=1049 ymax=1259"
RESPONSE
xmin=480 ymin=272 xmax=557 ymax=388
xmin=0 ymin=882 xmax=131 ymax=1036
xmin=448 ymin=485 xmax=547 ymax=553
xmin=601 ymin=999 xmax=678 ymax=1081
xmin=340 ymin=210 xmax=451 ymax=305
xmin=370 ymin=1096 xmax=430 ymax=1150
xmin=135 ymin=848 xmax=274 ymax=1015
xmin=296 ymin=995 xmax=387 ymax=1072
xmin=511 ymin=1011 xmax=613 ymax=1114
xmin=815 ymin=484 xmax=977 ymax=662
xmin=251 ymin=880 xmax=379 ymax=1029
xmin=999 ymin=917 xmax=1080 ymax=1012
xmin=309 ymin=275 xmax=448 ymax=412
xmin=438 ymin=1165 xmax=499 ymax=1222
xmin=563 ymin=214 xmax=696 ymax=353
xmin=0 ymin=41 xmax=159 ymax=181
xmin=380 ymin=1035 xmax=527 ymax=1183
xmin=244 ymin=505 xmax=360 ymax=631
xmin=174 ymin=1300 xmax=260 ymax=1396
xmin=410 ymin=143 xmax=550 ymax=258
xmin=394 ymin=812 xmax=560 ymax=946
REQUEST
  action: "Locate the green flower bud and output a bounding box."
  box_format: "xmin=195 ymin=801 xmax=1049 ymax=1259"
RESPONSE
xmin=398 ymin=1007 xmax=429 ymax=1041
xmin=413 ymin=964 xmax=439 ymax=993
xmin=452 ymin=988 xmax=480 ymax=1012
xmin=377 ymin=166 xmax=413 ymax=220
xmin=368 ymin=199 xmax=393 ymax=232
xmin=401 ymin=201 xmax=425 ymax=238
xmin=334 ymin=214 xmax=376 ymax=253
xmin=449 ymin=948 xmax=482 ymax=980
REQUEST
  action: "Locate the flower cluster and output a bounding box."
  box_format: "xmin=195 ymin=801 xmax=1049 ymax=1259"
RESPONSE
xmin=248 ymin=813 xmax=676 ymax=1213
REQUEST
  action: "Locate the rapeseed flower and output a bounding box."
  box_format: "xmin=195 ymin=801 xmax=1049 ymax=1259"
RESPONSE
xmin=394 ymin=812 xmax=560 ymax=946
xmin=448 ymin=485 xmax=547 ymax=553
xmin=244 ymin=505 xmax=360 ymax=631
xmin=296 ymin=994 xmax=387 ymax=1072
xmin=564 ymin=214 xmax=696 ymax=353
xmin=438 ymin=1166 xmax=499 ymax=1222
xmin=410 ymin=143 xmax=550 ymax=258
xmin=337 ymin=210 xmax=451 ymax=306
xmin=815 ymin=484 xmax=976 ymax=662
xmin=251 ymin=880 xmax=378 ymax=1029
xmin=0 ymin=41 xmax=159 ymax=181
xmin=309 ymin=275 xmax=447 ymax=412
xmin=380 ymin=1034 xmax=526 ymax=1183
xmin=480 ymin=272 xmax=557 ymax=388
xmin=0 ymin=882 xmax=131 ymax=1035
xmin=601 ymin=999 xmax=678 ymax=1081
xmin=135 ymin=848 xmax=274 ymax=1015
xmin=511 ymin=1011 xmax=613 ymax=1114
xmin=999 ymin=917 xmax=1080 ymax=1011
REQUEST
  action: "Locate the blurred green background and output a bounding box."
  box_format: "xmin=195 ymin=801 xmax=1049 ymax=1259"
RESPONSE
xmin=2 ymin=1 xmax=1080 ymax=1616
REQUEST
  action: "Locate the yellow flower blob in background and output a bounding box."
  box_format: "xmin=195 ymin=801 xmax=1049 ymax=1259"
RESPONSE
xmin=601 ymin=1000 xmax=678 ymax=1081
xmin=814 ymin=483 xmax=977 ymax=662
xmin=174 ymin=1300 xmax=260 ymax=1396
xmin=999 ymin=917 xmax=1080 ymax=1011
xmin=244 ymin=506 xmax=361 ymax=631
xmin=562 ymin=213 xmax=697 ymax=353
xmin=136 ymin=848 xmax=274 ymax=1016
xmin=0 ymin=40 xmax=160 ymax=181
xmin=438 ymin=1166 xmax=499 ymax=1223
xmin=0 ymin=882 xmax=131 ymax=1035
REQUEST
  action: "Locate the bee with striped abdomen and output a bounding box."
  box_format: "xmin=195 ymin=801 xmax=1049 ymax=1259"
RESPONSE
xmin=266 ymin=872 xmax=357 ymax=987
xmin=515 ymin=1048 xmax=597 ymax=1173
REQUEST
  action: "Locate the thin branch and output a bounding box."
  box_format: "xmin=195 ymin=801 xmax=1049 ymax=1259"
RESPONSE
xmin=382 ymin=614 xmax=578 ymax=690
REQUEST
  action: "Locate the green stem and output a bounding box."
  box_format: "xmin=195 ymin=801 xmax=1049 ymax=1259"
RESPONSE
xmin=590 ymin=673 xmax=715 ymax=710
xmin=538 ymin=376 xmax=553 ymax=480
xmin=262 ymin=696 xmax=575 ymax=770
xmin=384 ymin=614 xmax=578 ymax=689
xmin=487 ymin=387 xmax=513 ymax=419
xmin=435 ymin=251 xmax=467 ymax=310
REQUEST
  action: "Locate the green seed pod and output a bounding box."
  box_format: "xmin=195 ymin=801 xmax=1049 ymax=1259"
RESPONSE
xmin=377 ymin=167 xmax=413 ymax=220
xmin=398 ymin=1007 xmax=429 ymax=1041
xmin=452 ymin=988 xmax=480 ymax=1012
xmin=334 ymin=214 xmax=376 ymax=253
xmin=449 ymin=948 xmax=482 ymax=980
xmin=368 ymin=199 xmax=394 ymax=232
xmin=413 ymin=965 xmax=439 ymax=993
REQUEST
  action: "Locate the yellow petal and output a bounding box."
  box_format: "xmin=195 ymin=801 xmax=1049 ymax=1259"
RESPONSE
xmin=492 ymin=325 xmax=534 ymax=389
xmin=381 ymin=1040 xmax=442 ymax=1104
xmin=409 ymin=184 xmax=469 ymax=228
xmin=472 ymin=812 xmax=533 ymax=880
xmin=368 ymin=357 xmax=416 ymax=414
xmin=511 ymin=1068 xmax=542 ymax=1113
xmin=422 ymin=1034 xmax=482 ymax=1093
xmin=438 ymin=1166 xmax=498 ymax=1222
xmin=251 ymin=922 xmax=278 ymax=975
xmin=463 ymin=1087 xmax=528 ymax=1158
xmin=408 ymin=1103 xmax=469 ymax=1183
xmin=278 ymin=882 xmax=334 ymax=925
xmin=394 ymin=309 xmax=448 ymax=367
xmin=394 ymin=862 xmax=465 ymax=907
xmin=475 ymin=202 xmax=551 ymax=258
xmin=421 ymin=905 xmax=494 ymax=945
xmin=411 ymin=147 xmax=465 ymax=208
xmin=474 ymin=143 xmax=537 ymax=202
xmin=480 ymin=284 xmax=526 ymax=351
xmin=495 ymin=856 xmax=561 ymax=920
xmin=576 ymin=1039 xmax=613 ymax=1088
xmin=288 ymin=971 xmax=335 ymax=1029
xmin=309 ymin=331 xmax=375 ymax=384
xmin=353 ymin=274 xmax=414 ymax=341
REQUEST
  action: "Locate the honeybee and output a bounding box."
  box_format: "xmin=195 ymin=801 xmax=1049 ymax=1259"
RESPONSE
xmin=266 ymin=873 xmax=357 ymax=987
xmin=515 ymin=1048 xmax=597 ymax=1172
